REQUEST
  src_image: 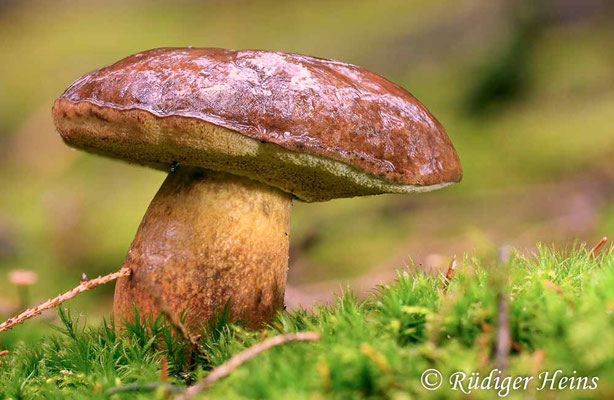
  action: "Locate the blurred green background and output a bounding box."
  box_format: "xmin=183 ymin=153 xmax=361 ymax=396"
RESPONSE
xmin=0 ymin=0 xmax=613 ymax=330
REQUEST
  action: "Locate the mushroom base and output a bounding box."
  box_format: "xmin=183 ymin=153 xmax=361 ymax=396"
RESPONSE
xmin=113 ymin=167 xmax=292 ymax=329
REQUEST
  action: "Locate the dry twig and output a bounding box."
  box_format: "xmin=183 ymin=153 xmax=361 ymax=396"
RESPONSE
xmin=0 ymin=267 xmax=131 ymax=333
xmin=176 ymin=331 xmax=321 ymax=400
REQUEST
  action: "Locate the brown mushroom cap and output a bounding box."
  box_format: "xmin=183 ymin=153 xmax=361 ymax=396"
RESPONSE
xmin=53 ymin=47 xmax=462 ymax=202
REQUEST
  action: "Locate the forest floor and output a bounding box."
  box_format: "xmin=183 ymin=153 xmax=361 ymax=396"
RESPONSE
xmin=1 ymin=245 xmax=613 ymax=399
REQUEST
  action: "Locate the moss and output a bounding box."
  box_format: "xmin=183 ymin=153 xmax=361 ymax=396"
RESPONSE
xmin=0 ymin=244 xmax=613 ymax=399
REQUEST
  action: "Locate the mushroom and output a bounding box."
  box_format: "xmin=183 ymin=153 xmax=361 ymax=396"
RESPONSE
xmin=52 ymin=48 xmax=462 ymax=328
xmin=8 ymin=269 xmax=38 ymax=309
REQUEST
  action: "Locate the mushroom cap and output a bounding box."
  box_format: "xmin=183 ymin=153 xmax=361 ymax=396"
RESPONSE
xmin=8 ymin=269 xmax=38 ymax=287
xmin=53 ymin=47 xmax=462 ymax=202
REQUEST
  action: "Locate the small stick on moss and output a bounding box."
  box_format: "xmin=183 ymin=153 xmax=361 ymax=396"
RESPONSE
xmin=442 ymin=255 xmax=457 ymax=292
xmin=0 ymin=267 xmax=131 ymax=333
xmin=591 ymin=237 xmax=608 ymax=257
xmin=0 ymin=350 xmax=8 ymax=357
xmin=176 ymin=331 xmax=321 ymax=400
xmin=494 ymin=292 xmax=511 ymax=372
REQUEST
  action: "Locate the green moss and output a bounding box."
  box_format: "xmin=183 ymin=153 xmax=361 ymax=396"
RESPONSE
xmin=1 ymin=245 xmax=613 ymax=399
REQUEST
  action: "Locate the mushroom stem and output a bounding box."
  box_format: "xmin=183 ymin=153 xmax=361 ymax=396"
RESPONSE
xmin=113 ymin=167 xmax=292 ymax=328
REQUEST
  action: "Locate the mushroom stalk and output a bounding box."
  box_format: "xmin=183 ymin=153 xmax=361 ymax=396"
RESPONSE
xmin=113 ymin=167 xmax=292 ymax=328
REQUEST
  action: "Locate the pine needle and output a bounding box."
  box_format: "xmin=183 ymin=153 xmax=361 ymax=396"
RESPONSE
xmin=591 ymin=237 xmax=608 ymax=257
xmin=442 ymin=255 xmax=457 ymax=292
